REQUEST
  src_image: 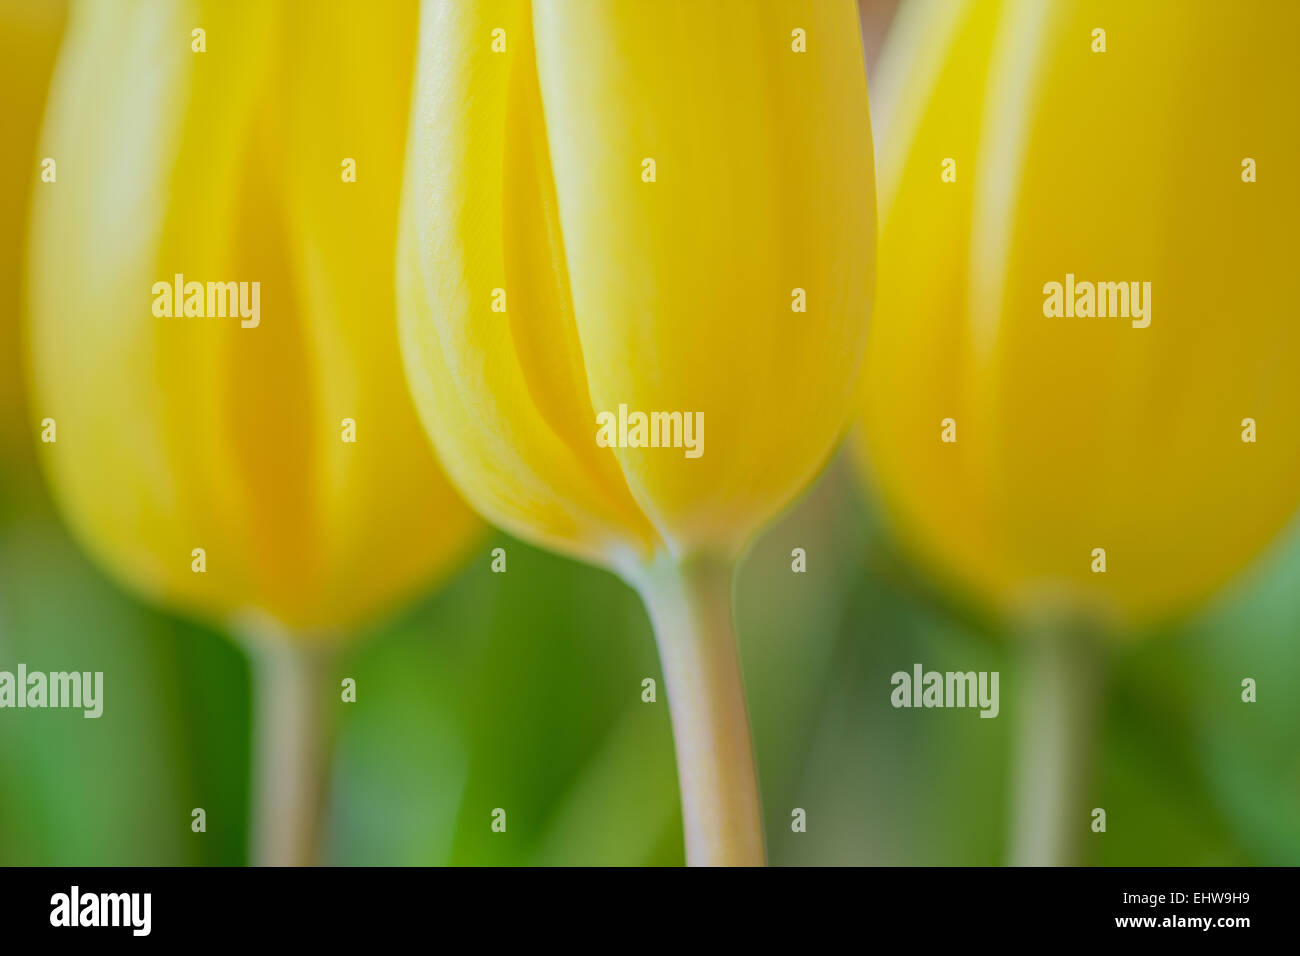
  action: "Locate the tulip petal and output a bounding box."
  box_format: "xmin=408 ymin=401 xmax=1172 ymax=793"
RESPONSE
xmin=399 ymin=0 xmax=659 ymax=564
xmin=277 ymin=0 xmax=480 ymax=627
xmin=860 ymin=0 xmax=1013 ymax=607
xmin=531 ymin=0 xmax=875 ymax=557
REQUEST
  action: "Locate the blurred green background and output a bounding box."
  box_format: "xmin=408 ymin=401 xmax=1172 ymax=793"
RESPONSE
xmin=3 ymin=437 xmax=1298 ymax=865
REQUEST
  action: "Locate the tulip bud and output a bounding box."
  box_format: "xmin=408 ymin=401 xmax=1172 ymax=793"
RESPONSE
xmin=0 ymin=0 xmax=65 ymax=488
xmin=28 ymin=0 xmax=479 ymax=640
xmin=398 ymin=0 xmax=875 ymax=568
xmin=28 ymin=0 xmax=482 ymax=866
xmin=859 ymin=0 xmax=1300 ymax=630
xmin=398 ymin=1 xmax=875 ymax=864
xmin=858 ymin=0 xmax=1300 ymax=867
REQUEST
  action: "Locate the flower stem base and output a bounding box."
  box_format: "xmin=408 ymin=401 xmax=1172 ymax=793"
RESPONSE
xmin=626 ymin=552 xmax=766 ymax=867
xmin=1009 ymin=617 xmax=1102 ymax=866
xmin=244 ymin=636 xmax=335 ymax=867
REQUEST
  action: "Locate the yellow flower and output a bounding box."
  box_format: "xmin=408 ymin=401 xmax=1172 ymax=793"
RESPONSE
xmin=398 ymin=0 xmax=875 ymax=569
xmin=27 ymin=0 xmax=480 ymax=640
xmin=0 ymin=0 xmax=65 ymax=483
xmin=398 ymin=0 xmax=875 ymax=865
xmin=859 ymin=0 xmax=1300 ymax=631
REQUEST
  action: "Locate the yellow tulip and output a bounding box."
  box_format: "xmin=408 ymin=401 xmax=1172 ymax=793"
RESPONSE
xmin=398 ymin=0 xmax=875 ymax=864
xmin=0 ymin=0 xmax=65 ymax=488
xmin=27 ymin=0 xmax=479 ymax=864
xmin=859 ymin=0 xmax=1300 ymax=862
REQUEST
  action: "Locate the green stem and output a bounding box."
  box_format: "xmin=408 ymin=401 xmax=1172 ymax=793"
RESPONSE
xmin=1008 ymin=620 xmax=1101 ymax=866
xmin=627 ymin=553 xmax=766 ymax=866
xmin=246 ymin=638 xmax=335 ymax=867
